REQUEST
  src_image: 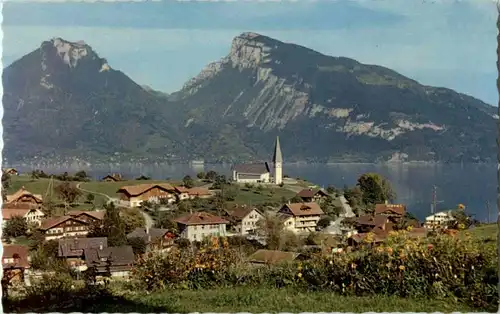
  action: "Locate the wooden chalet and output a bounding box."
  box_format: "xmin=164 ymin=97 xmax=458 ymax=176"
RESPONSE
xmin=58 ymin=237 xmax=108 ymax=271
xmin=296 ymin=188 xmax=330 ymax=203
xmin=5 ymin=187 xmax=43 ymax=206
xmin=102 ymin=173 xmax=123 ymax=182
xmin=116 ymin=183 xmax=176 ymax=207
xmin=84 ymin=245 xmax=135 ymax=278
xmin=39 ymin=216 xmax=90 ymax=241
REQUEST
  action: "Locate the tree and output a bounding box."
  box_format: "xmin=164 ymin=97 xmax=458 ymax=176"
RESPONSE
xmin=4 ymin=216 xmax=28 ymax=238
xmin=55 ymin=182 xmax=82 ymax=210
xmin=317 ymin=216 xmax=333 ymax=230
xmin=154 ymin=212 xmax=178 ymax=232
xmin=256 ymin=213 xmax=285 ymax=250
xmin=205 ymin=170 xmax=217 ymax=182
xmin=74 ymin=170 xmax=88 ymax=181
xmin=210 ymin=174 xmax=227 ymax=189
xmin=290 ymin=195 xmax=303 ymax=203
xmin=223 ymin=185 xmax=239 ymax=201
xmin=86 ymin=193 xmax=95 ymax=204
xmin=2 ymin=173 xmax=11 ymax=201
xmin=121 ymin=207 xmax=146 ymax=234
xmin=196 ymin=172 xmax=206 ymax=180
xmin=321 ymin=197 xmax=342 ymax=218
xmin=102 ymin=202 xmax=127 ymax=246
xmin=183 ymin=175 xmax=195 ymax=188
xmin=326 ymin=185 xmax=337 ymax=194
xmin=127 ymin=237 xmax=147 ymax=256
xmin=356 ymin=173 xmax=396 ymax=207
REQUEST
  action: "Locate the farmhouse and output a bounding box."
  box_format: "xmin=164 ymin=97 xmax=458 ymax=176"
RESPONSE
xmin=278 ymin=202 xmax=324 ymax=233
xmin=102 ymin=173 xmax=123 ymax=182
xmin=126 ymin=227 xmax=176 ymax=248
xmin=225 ymin=205 xmax=263 ymax=236
xmin=116 ymin=183 xmax=176 ymax=207
xmin=3 ymin=168 xmax=19 ymax=176
xmin=2 ymin=206 xmax=45 ymax=227
xmin=58 ymin=237 xmax=108 ymax=271
xmin=39 ymin=216 xmax=90 ymax=241
xmin=374 ymin=203 xmax=406 ymax=222
xmin=2 ymin=245 xmax=30 ymax=284
xmin=84 ymin=245 xmax=135 ymax=278
xmin=5 ymin=187 xmax=43 ymax=206
xmin=68 ymin=210 xmax=105 ymax=224
xmin=296 ymin=188 xmax=330 ymax=203
xmin=175 ymin=212 xmax=229 ymax=242
xmin=424 ymin=211 xmax=455 ymax=230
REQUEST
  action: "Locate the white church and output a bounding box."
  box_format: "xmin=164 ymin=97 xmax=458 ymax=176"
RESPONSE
xmin=232 ymin=137 xmax=283 ymax=185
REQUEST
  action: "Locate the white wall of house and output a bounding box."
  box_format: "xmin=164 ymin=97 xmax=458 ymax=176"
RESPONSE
xmin=26 ymin=210 xmax=45 ymax=226
xmin=425 ymin=211 xmax=455 ymax=229
xmin=237 ymin=210 xmax=263 ymax=235
xmin=180 ymin=223 xmax=227 ymax=242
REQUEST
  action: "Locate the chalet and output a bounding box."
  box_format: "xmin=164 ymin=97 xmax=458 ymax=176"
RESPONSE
xmin=374 ymin=203 xmax=406 ymax=222
xmin=39 ymin=216 xmax=90 ymax=241
xmin=296 ymin=188 xmax=330 ymax=203
xmin=68 ymin=210 xmax=105 ymax=224
xmin=58 ymin=237 xmax=108 ymax=271
xmin=424 ymin=211 xmax=455 ymax=230
xmin=174 ymin=186 xmax=190 ymax=201
xmin=126 ymin=227 xmax=176 ymax=248
xmin=175 ymin=212 xmax=229 ymax=242
xmin=3 ymin=245 xmax=30 ymax=284
xmin=3 ymin=168 xmax=19 ymax=176
xmin=84 ymin=245 xmax=135 ymax=278
xmin=347 ymin=232 xmax=387 ymax=247
xmin=102 ymin=174 xmax=123 ymax=182
xmin=225 ymin=205 xmax=263 ymax=236
xmin=5 ymin=187 xmax=43 ymax=206
xmin=354 ymin=215 xmax=392 ymax=234
xmin=278 ymin=202 xmax=324 ymax=233
xmin=186 ymin=187 xmax=212 ymax=199
xmin=247 ymin=249 xmax=305 ymax=266
xmin=116 ymin=183 xmax=176 ymax=207
xmin=2 ymin=206 xmax=45 ymax=228
xmin=232 ymin=163 xmax=271 ymax=184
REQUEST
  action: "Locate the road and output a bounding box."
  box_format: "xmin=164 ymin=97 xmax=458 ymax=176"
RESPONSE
xmin=76 ymin=183 xmax=154 ymax=229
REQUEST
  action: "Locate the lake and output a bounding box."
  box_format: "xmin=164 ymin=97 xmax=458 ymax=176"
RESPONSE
xmin=12 ymin=163 xmax=497 ymax=222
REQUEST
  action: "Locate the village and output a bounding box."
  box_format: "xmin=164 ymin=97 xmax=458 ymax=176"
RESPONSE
xmin=1 ymin=137 xmax=469 ymax=289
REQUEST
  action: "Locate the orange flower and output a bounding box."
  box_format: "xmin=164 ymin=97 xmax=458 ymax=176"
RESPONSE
xmin=386 ymin=247 xmax=393 ymax=254
xmin=399 ymin=265 xmax=405 ymax=271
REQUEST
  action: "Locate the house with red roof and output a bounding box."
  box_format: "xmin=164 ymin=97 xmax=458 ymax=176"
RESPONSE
xmin=39 ymin=216 xmax=90 ymax=241
xmin=2 ymin=205 xmax=45 ymax=228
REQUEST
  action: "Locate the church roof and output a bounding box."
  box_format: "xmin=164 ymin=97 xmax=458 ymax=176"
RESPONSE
xmin=273 ymin=136 xmax=283 ymax=163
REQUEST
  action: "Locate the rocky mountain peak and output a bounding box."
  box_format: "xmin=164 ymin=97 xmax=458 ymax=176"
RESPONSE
xmin=229 ymin=32 xmax=278 ymax=69
xmin=40 ymin=37 xmax=110 ymax=72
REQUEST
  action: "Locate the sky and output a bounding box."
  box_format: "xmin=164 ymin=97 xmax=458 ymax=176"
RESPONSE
xmin=2 ymin=0 xmax=498 ymax=105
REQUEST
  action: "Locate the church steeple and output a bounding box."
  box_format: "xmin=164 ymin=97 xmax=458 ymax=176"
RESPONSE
xmin=273 ymin=136 xmax=283 ymax=164
xmin=273 ymin=136 xmax=283 ymax=185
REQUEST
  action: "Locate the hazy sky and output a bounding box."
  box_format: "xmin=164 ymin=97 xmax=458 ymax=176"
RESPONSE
xmin=2 ymin=0 xmax=497 ymax=105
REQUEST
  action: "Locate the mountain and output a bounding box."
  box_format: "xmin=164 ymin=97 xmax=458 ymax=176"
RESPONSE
xmin=2 ymin=38 xmax=188 ymax=162
xmin=2 ymin=34 xmax=497 ymax=164
xmin=171 ymin=32 xmax=497 ymax=163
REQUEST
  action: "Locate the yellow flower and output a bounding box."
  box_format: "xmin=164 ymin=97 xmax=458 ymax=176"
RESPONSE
xmin=351 ymin=263 xmax=357 ymax=269
xmin=297 ymin=265 xmax=303 ymax=271
xmin=406 ymin=226 xmax=413 ymax=231
xmin=297 ymin=272 xmax=303 ymax=278
xmin=399 ymin=265 xmax=405 ymax=271
xmin=458 ymin=223 xmax=465 ymax=230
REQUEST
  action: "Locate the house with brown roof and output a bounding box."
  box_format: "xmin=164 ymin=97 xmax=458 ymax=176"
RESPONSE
xmin=374 ymin=203 xmax=406 ymax=222
xmin=3 ymin=168 xmax=19 ymax=176
xmin=296 ymin=188 xmax=330 ymax=203
xmin=278 ymin=202 xmax=324 ymax=233
xmin=3 ymin=245 xmax=30 ymax=284
xmin=84 ymin=245 xmax=135 ymax=278
xmin=175 ymin=212 xmax=229 ymax=242
xmin=247 ymin=249 xmax=305 ymax=266
xmin=173 ymin=186 xmax=213 ymax=201
xmin=126 ymin=227 xmax=176 ymax=249
xmin=68 ymin=210 xmax=105 ymax=224
xmin=5 ymin=187 xmax=43 ymax=206
xmin=102 ymin=173 xmax=123 ymax=182
xmin=2 ymin=206 xmax=45 ymax=228
xmin=39 ymin=216 xmax=90 ymax=241
xmin=225 ymin=205 xmax=263 ymax=236
xmin=354 ymin=214 xmax=392 ymax=234
xmin=58 ymin=237 xmax=108 ymax=271
xmin=116 ymin=183 xmax=176 ymax=207
xmin=232 ymin=163 xmax=271 ymax=184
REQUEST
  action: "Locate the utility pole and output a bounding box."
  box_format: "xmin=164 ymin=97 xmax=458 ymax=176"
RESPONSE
xmin=486 ymin=201 xmax=491 ymax=224
xmin=431 ymin=185 xmax=437 ymax=231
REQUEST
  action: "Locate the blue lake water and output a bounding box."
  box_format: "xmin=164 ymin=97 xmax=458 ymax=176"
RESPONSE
xmin=13 ymin=163 xmax=497 ymax=222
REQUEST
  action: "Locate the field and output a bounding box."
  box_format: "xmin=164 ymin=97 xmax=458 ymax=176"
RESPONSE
xmin=5 ymin=286 xmax=475 ymax=312
xmin=230 ymin=185 xmax=296 ymax=205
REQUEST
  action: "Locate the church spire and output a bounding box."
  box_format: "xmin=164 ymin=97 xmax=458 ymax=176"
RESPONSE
xmin=273 ymin=136 xmax=283 ymax=164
